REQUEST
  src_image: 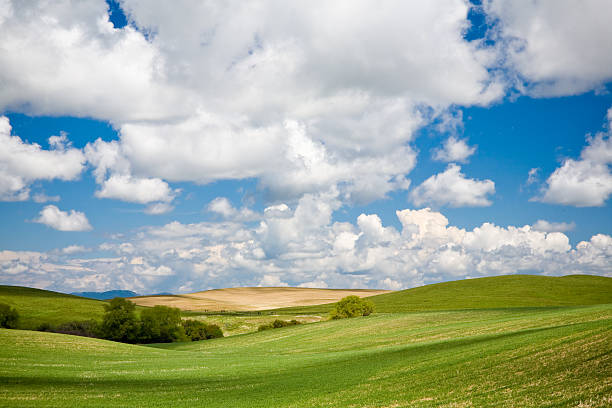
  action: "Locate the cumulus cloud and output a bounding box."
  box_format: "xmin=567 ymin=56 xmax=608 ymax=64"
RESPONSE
xmin=432 ymin=136 xmax=476 ymax=163
xmin=487 ymin=0 xmax=612 ymax=96
xmin=34 ymin=205 xmax=92 ymax=232
xmin=61 ymin=245 xmax=90 ymax=255
xmin=410 ymin=164 xmax=495 ymax=207
xmin=2 ymin=0 xmax=611 ymax=207
xmin=536 ymin=110 xmax=612 ymax=206
xmin=0 ymin=116 xmax=85 ymax=201
xmin=95 ymin=174 xmax=175 ymax=204
xmin=532 ymin=220 xmax=576 ymax=233
xmin=84 ymin=138 xmax=176 ymax=209
xmin=0 ymin=0 xmax=190 ymax=121
xmin=0 ymin=0 xmax=508 ymax=203
xmin=4 ymin=198 xmax=610 ymax=293
xmin=207 ymin=197 xmax=258 ymax=222
xmin=258 ymin=274 xmax=289 ymax=287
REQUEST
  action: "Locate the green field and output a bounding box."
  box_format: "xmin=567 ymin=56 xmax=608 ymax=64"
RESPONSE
xmin=1 ymin=305 xmax=611 ymax=407
xmin=0 ymin=285 xmax=108 ymax=329
xmin=1 ymin=275 xmax=611 ymax=407
xmin=273 ymin=274 xmax=612 ymax=315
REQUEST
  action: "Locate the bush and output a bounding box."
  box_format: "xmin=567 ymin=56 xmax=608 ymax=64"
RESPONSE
xmin=204 ymin=323 xmax=223 ymax=339
xmin=54 ymin=320 xmax=100 ymax=338
xmin=99 ymin=297 xmax=140 ymax=343
xmin=140 ymin=305 xmax=186 ymax=343
xmin=36 ymin=322 xmax=54 ymax=332
xmin=258 ymin=319 xmax=301 ymax=331
xmin=0 ymin=303 xmax=19 ymax=328
xmin=329 ymin=296 xmax=374 ymax=319
xmin=182 ymin=320 xmax=223 ymax=341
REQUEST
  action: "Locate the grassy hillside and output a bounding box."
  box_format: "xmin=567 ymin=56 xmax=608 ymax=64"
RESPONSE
xmin=1 ymin=304 xmax=610 ymax=407
xmin=273 ymin=274 xmax=612 ymax=315
xmin=0 ymin=285 xmax=108 ymax=329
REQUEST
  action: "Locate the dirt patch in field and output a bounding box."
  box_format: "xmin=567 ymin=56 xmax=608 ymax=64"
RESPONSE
xmin=128 ymin=287 xmax=391 ymax=311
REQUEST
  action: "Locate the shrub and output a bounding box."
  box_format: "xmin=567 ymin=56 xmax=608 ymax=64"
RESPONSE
xmin=329 ymin=296 xmax=374 ymax=319
xmin=0 ymin=303 xmax=19 ymax=328
xmin=54 ymin=320 xmax=100 ymax=338
xmin=204 ymin=323 xmax=223 ymax=339
xmin=182 ymin=320 xmax=223 ymax=341
xmin=36 ymin=322 xmax=54 ymax=332
xmin=99 ymin=297 xmax=140 ymax=343
xmin=258 ymin=319 xmax=301 ymax=331
xmin=140 ymin=305 xmax=186 ymax=343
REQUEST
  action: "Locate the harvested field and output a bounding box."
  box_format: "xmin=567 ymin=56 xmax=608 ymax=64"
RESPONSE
xmin=128 ymin=287 xmax=390 ymax=311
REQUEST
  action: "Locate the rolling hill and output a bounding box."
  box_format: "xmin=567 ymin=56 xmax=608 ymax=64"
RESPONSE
xmin=1 ymin=304 xmax=610 ymax=407
xmin=0 ymin=285 xmax=108 ymax=329
xmin=273 ymin=274 xmax=612 ymax=314
xmin=128 ymin=287 xmax=391 ymax=311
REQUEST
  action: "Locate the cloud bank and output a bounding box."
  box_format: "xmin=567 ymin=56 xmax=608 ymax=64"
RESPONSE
xmin=3 ymin=200 xmax=609 ymax=293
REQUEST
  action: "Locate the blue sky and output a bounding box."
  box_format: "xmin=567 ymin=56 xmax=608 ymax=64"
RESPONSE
xmin=0 ymin=1 xmax=611 ymax=294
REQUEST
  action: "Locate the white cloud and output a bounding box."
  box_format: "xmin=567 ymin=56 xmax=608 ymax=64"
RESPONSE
xmin=1 ymin=1 xmax=508 ymax=202
xmin=380 ymin=278 xmax=403 ymax=291
xmin=432 ymin=136 xmax=476 ymax=163
xmin=526 ymin=167 xmax=539 ymax=186
xmin=3 ymin=200 xmax=611 ymax=293
xmin=0 ymin=116 xmax=85 ymax=201
xmin=95 ymin=174 xmax=175 ymax=204
xmin=0 ymin=0 xmax=190 ymax=121
xmin=410 ymin=164 xmax=495 ymax=207
xmin=298 ymin=279 xmax=329 ymax=289
xmin=32 ymin=193 xmax=60 ymax=203
xmin=537 ymin=111 xmax=612 ymax=207
xmin=144 ymin=202 xmax=174 ymax=215
xmin=258 ymin=274 xmax=289 ymax=287
xmin=61 ymin=245 xmax=89 ymax=254
xmin=34 ymin=205 xmax=92 ymax=232
xmin=207 ymin=197 xmax=258 ymax=222
xmin=532 ymin=220 xmax=576 ymax=233
xmin=487 ymin=0 xmax=612 ymax=96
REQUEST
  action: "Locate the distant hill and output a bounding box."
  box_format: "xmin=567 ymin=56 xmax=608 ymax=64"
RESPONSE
xmin=0 ymin=285 xmax=107 ymax=329
xmin=273 ymin=275 xmax=612 ymax=314
xmin=70 ymin=290 xmax=139 ymax=300
xmin=128 ymin=287 xmax=391 ymax=311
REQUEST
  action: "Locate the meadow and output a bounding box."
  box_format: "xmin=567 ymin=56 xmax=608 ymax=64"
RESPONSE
xmin=0 ymin=275 xmax=611 ymax=407
xmin=272 ymin=274 xmax=612 ymax=315
xmin=0 ymin=285 xmax=107 ymax=329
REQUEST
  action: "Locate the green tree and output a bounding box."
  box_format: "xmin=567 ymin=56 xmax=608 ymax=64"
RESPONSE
xmin=99 ymin=298 xmax=140 ymax=343
xmin=329 ymin=296 xmax=374 ymax=319
xmin=182 ymin=319 xmax=223 ymax=341
xmin=0 ymin=303 xmax=19 ymax=328
xmin=140 ymin=305 xmax=185 ymax=343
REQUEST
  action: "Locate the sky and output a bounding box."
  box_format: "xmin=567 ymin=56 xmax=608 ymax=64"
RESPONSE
xmin=0 ymin=0 xmax=611 ymax=295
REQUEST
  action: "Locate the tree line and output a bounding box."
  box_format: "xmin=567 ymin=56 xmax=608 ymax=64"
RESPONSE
xmin=0 ymin=298 xmax=223 ymax=344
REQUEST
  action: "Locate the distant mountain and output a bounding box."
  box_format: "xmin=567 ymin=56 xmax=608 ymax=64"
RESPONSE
xmin=71 ymin=290 xmax=139 ymax=300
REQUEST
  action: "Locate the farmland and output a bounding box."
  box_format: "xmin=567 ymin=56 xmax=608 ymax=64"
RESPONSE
xmin=0 ymin=275 xmax=611 ymax=407
xmin=128 ymin=287 xmax=390 ymax=311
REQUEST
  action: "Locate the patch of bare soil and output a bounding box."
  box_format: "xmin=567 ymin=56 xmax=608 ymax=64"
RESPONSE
xmin=128 ymin=287 xmax=391 ymax=311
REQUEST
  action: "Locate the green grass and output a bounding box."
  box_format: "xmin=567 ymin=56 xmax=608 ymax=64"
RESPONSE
xmin=1 ymin=275 xmax=611 ymax=406
xmin=0 ymin=285 xmax=108 ymax=329
xmin=1 ymin=304 xmax=611 ymax=407
xmin=184 ymin=313 xmax=322 ymax=336
xmin=272 ymin=274 xmax=612 ymax=315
